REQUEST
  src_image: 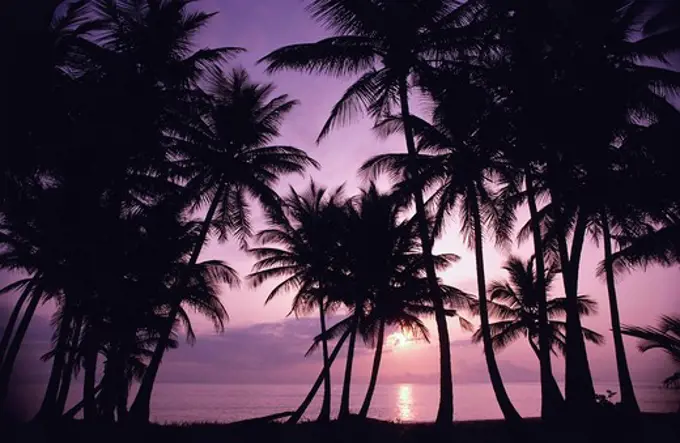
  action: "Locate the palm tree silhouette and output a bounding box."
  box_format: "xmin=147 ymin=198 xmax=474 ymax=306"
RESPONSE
xmin=0 ymin=0 xmax=93 ymax=207
xmin=259 ymin=1 xmax=484 ymax=423
xmin=248 ymin=182 xmax=346 ymax=422
xmin=0 ymin=189 xmax=77 ymax=409
xmin=477 ymin=0 xmax=680 ymax=415
xmin=361 ymin=79 xmax=522 ymax=420
xmin=334 ymin=185 xmax=467 ymax=420
xmin=622 ymin=316 xmax=680 ymax=389
xmin=345 ymin=185 xmax=475 ymax=418
xmin=472 ymin=255 xmax=603 ymax=405
xmin=129 ymin=67 xmax=317 ymax=422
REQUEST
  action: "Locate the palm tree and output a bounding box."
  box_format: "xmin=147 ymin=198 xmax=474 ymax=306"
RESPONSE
xmin=622 ymin=316 xmax=680 ymax=389
xmin=0 ymin=1 xmax=96 ymax=403
xmin=358 ymin=276 xmax=475 ymax=419
xmin=0 ymin=279 xmax=36 ymax=365
xmin=9 ymin=0 xmax=243 ymax=419
xmin=0 ymin=189 xmax=76 ymax=408
xmin=129 ymin=67 xmax=318 ymax=422
xmin=94 ymin=254 xmax=233 ymax=422
xmin=248 ymin=182 xmax=346 ymax=422
xmin=259 ymin=0 xmax=482 ymax=424
xmin=0 ymin=0 xmax=92 ymax=206
xmin=361 ymin=86 xmax=522 ymax=420
xmin=479 ymin=0 xmax=680 ymax=414
xmin=340 ymin=185 xmax=471 ymax=419
xmin=472 ymin=255 xmax=604 ymax=405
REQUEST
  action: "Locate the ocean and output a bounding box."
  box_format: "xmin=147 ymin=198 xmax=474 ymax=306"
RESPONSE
xmin=13 ymin=382 xmax=680 ymax=423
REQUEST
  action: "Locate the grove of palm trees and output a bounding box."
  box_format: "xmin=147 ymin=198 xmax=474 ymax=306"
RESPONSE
xmin=1 ymin=0 xmax=679 ymax=441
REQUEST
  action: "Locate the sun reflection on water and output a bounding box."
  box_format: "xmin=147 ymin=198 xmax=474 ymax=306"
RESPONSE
xmin=397 ymin=384 xmax=413 ymax=421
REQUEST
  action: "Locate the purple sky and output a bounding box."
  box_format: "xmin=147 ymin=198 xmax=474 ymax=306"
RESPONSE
xmin=2 ymin=0 xmax=680 ymax=395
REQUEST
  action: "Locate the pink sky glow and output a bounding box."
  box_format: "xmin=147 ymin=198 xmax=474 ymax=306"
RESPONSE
xmin=2 ymin=0 xmax=679 ymax=395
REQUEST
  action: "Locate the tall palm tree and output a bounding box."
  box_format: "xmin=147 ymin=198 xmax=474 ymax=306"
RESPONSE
xmin=472 ymin=256 xmax=604 ymax=405
xmin=94 ymin=254 xmax=233 ymax=423
xmin=248 ymin=182 xmax=346 ymax=422
xmin=358 ymin=277 xmax=475 ymax=418
xmin=622 ymin=316 xmax=680 ymax=389
xmin=557 ymin=2 xmax=679 ymax=414
xmin=259 ymin=0 xmax=482 ymax=424
xmin=17 ymin=0 xmax=243 ymax=420
xmin=0 ymin=279 xmax=36 ymax=365
xmin=129 ymin=67 xmax=318 ymax=422
xmin=0 ymin=0 xmax=92 ymax=206
xmin=339 ymin=185 xmax=470 ymax=419
xmin=0 ymin=188 xmax=77 ymax=408
xmin=479 ymin=0 xmax=680 ymax=414
xmin=361 ymin=91 xmax=522 ymax=420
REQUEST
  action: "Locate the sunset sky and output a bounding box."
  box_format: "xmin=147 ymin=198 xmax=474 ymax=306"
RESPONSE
xmin=2 ymin=0 xmax=679 ymax=394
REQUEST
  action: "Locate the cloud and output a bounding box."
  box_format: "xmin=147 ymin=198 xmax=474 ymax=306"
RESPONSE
xmin=158 ymin=315 xmax=348 ymax=384
xmin=4 ymin=306 xmax=675 ymax=389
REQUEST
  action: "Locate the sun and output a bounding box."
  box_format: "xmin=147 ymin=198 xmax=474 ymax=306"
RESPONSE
xmin=388 ymin=331 xmax=411 ymax=350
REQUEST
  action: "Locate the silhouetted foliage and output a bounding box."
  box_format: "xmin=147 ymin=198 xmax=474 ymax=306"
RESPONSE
xmin=1 ymin=0 xmax=679 ymax=427
xmin=622 ymin=316 xmax=680 ymax=389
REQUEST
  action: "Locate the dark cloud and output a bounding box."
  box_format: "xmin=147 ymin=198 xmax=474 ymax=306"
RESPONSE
xmin=4 ymin=307 xmax=675 ymax=389
xmin=158 ymin=315 xmax=349 ymax=384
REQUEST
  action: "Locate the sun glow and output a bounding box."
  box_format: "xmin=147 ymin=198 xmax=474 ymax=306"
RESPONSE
xmin=387 ymin=331 xmax=412 ymax=350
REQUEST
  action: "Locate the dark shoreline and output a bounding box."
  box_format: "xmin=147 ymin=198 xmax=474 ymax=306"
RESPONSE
xmin=5 ymin=413 xmax=679 ymax=443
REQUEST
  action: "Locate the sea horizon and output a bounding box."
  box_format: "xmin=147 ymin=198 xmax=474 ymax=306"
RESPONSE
xmin=12 ymin=381 xmax=680 ymax=424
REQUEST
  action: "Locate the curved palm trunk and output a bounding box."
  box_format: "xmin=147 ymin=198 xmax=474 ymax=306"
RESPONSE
xmin=338 ymin=315 xmax=358 ymax=419
xmin=359 ymin=319 xmax=385 ymax=418
xmin=601 ymin=212 xmax=640 ymax=413
xmin=0 ymin=281 xmax=33 ymax=364
xmin=528 ymin=340 xmax=565 ymax=405
xmin=116 ymin=381 xmax=129 ymax=423
xmin=287 ymin=328 xmax=351 ymax=424
xmin=100 ymin=368 xmax=116 ymax=423
xmin=554 ymin=210 xmax=595 ymax=413
xmin=82 ymin=329 xmax=98 ymax=422
xmin=317 ymin=299 xmax=332 ymax=422
xmin=56 ymin=315 xmax=82 ymax=416
xmin=129 ymin=182 xmax=226 ymax=423
xmin=63 ymin=384 xmax=103 ymax=420
xmin=0 ymin=286 xmax=41 ymax=406
xmin=525 ymin=174 xmax=563 ymax=420
xmin=100 ymin=345 xmax=125 ymax=423
xmin=398 ymin=77 xmax=454 ymax=425
xmin=35 ymin=309 xmax=73 ymax=420
xmin=470 ymin=189 xmax=521 ymax=422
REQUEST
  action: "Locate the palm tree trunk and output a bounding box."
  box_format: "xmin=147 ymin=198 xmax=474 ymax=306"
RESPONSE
xmin=64 ymin=384 xmax=103 ymax=420
xmin=100 ymin=345 xmax=124 ymax=423
xmin=398 ymin=76 xmax=453 ymax=425
xmin=554 ymin=211 xmax=596 ymax=413
xmin=82 ymin=329 xmax=98 ymax=422
xmin=338 ymin=314 xmax=358 ymax=419
xmin=100 ymin=368 xmax=116 ymax=423
xmin=129 ymin=181 xmax=226 ymax=423
xmin=116 ymin=380 xmax=129 ymax=423
xmin=35 ymin=309 xmax=73 ymax=420
xmin=601 ymin=211 xmax=639 ymax=413
xmin=359 ymin=319 xmax=385 ymax=418
xmin=0 ymin=286 xmax=40 ymax=406
xmin=287 ymin=328 xmax=351 ymax=424
xmin=56 ymin=315 xmax=82 ymax=416
xmin=317 ymin=298 xmax=332 ymax=422
xmin=0 ymin=281 xmax=33 ymax=364
xmin=525 ymin=173 xmax=562 ymax=420
xmin=528 ymin=339 xmax=565 ymax=405
xmin=470 ymin=187 xmax=521 ymax=422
